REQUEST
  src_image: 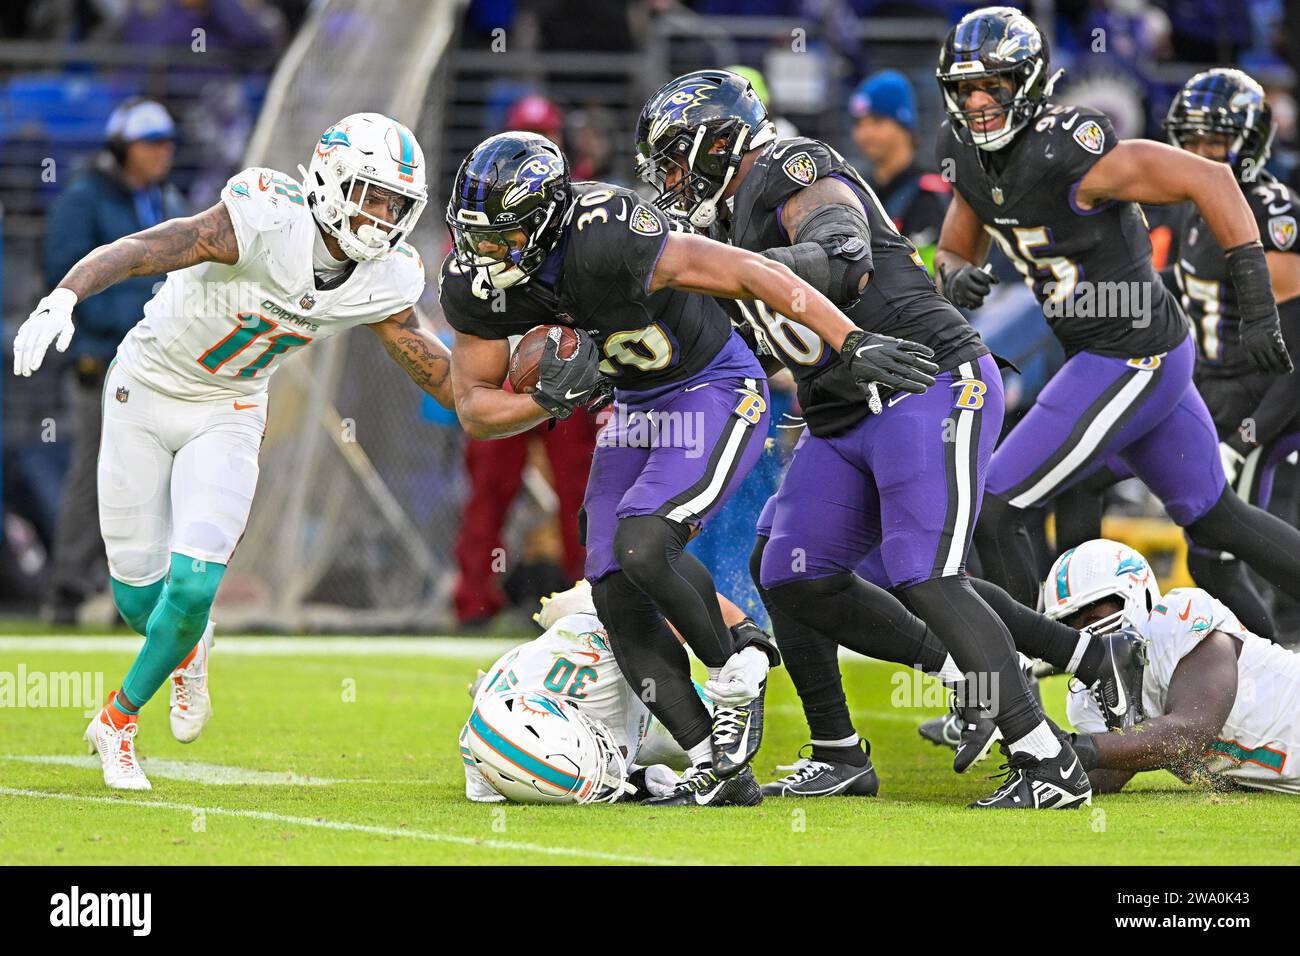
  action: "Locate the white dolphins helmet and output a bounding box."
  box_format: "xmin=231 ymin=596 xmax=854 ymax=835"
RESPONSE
xmin=299 ymin=112 xmax=427 ymax=261
xmin=464 ymin=689 xmax=632 ymax=804
xmin=1041 ymin=538 xmax=1162 ymax=633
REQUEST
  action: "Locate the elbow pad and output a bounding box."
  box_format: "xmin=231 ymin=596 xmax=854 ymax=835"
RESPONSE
xmin=794 ymin=202 xmax=875 ymax=303
xmin=761 ymin=202 xmax=875 ymax=305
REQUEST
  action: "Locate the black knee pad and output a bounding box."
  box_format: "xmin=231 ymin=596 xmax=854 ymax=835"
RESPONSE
xmin=612 ymin=514 xmax=687 ymax=586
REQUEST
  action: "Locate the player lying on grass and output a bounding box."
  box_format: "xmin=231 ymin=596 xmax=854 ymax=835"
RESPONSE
xmin=13 ymin=113 xmax=455 ymax=790
xmin=923 ymin=539 xmax=1300 ymax=795
xmin=460 ymin=581 xmax=777 ymax=804
xmin=443 ymin=133 xmax=929 ymax=807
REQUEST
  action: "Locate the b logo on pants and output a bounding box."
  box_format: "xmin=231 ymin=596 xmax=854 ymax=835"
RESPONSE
xmin=734 ymin=389 xmax=767 ymax=424
xmin=951 ymin=379 xmax=987 ymax=410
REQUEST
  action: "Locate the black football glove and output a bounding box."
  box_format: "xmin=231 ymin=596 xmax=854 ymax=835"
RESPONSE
xmin=585 ymin=377 xmax=615 ymax=414
xmin=532 ymin=328 xmax=602 ymax=420
xmin=1240 ymin=322 xmax=1293 ymax=375
xmin=840 ymin=329 xmax=938 ymax=401
xmin=939 ymin=262 xmax=999 ymax=310
xmin=1228 ymin=241 xmax=1294 ymax=375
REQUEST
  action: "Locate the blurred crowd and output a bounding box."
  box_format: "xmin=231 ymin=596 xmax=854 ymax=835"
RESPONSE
xmin=5 ymin=0 xmax=1300 ymax=628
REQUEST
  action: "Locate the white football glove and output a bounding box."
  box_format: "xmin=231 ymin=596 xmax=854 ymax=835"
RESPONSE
xmin=14 ymin=288 xmax=77 ymax=376
xmin=702 ymin=646 xmax=770 ymax=708
xmin=641 ymin=764 xmax=682 ymax=798
xmin=1219 ymin=441 xmax=1246 ymax=488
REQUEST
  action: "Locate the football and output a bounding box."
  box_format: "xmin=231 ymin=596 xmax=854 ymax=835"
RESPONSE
xmin=508 ymin=324 xmax=580 ymax=393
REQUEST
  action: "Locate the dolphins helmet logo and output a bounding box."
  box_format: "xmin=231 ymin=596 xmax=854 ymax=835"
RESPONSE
xmin=316 ymin=125 xmax=352 ymax=159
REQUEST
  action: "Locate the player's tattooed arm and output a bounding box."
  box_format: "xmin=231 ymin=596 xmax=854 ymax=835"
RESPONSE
xmin=1089 ymin=632 xmax=1238 ymax=775
xmin=369 ymin=308 xmax=454 ymax=409
xmin=450 ymin=330 xmax=551 ymax=439
xmin=58 ymin=202 xmax=240 ymax=301
xmin=651 ymin=231 xmax=858 ymax=348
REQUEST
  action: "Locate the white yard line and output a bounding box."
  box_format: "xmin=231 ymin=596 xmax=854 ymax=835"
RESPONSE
xmin=0 ymin=787 xmax=695 ymax=866
xmin=0 ymin=636 xmax=520 ymax=659
xmin=0 ymin=754 xmax=411 ymax=786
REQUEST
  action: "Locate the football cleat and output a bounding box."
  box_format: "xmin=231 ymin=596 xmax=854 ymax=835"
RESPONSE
xmin=169 ymin=620 xmax=214 ymax=743
xmin=918 ymin=710 xmax=963 ymax=749
xmin=761 ymin=745 xmax=880 ymax=798
xmin=918 ymin=692 xmax=1003 ymax=773
xmin=84 ymin=693 xmax=151 ymax=791
xmin=1087 ymin=627 xmax=1148 ymax=731
xmin=642 ymin=765 xmax=762 ymax=807
xmin=710 ymin=679 xmax=766 ymax=778
xmin=952 ymin=698 xmax=1003 ymax=774
xmin=968 ymin=744 xmax=1092 ymax=810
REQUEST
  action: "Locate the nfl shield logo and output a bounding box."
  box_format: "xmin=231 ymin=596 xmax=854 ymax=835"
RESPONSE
xmin=991 ymin=186 xmax=1004 ymax=205
xmin=782 ymin=152 xmax=817 ymax=186
xmin=299 ymin=292 xmax=316 ymax=310
xmin=115 ymin=386 xmax=130 ymax=404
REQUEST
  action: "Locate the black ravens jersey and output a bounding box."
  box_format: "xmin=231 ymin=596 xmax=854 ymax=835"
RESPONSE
xmin=440 ymin=182 xmax=735 ymax=393
xmin=723 ymin=136 xmax=987 ymax=436
xmin=1176 ymin=171 xmax=1298 ymax=379
xmin=939 ymin=104 xmax=1190 ymax=359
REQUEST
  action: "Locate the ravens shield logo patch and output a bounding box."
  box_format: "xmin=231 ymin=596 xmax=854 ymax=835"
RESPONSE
xmin=1269 ymin=214 xmax=1297 ymax=251
xmin=630 ymin=204 xmax=663 ymax=236
xmin=781 ymin=151 xmax=818 ymax=186
xmin=1072 ymin=120 xmax=1106 ymax=155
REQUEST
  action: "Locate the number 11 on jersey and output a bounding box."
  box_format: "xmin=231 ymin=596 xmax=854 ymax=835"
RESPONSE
xmin=197 ymin=312 xmax=313 ymax=378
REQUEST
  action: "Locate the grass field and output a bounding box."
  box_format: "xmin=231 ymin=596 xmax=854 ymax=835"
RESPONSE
xmin=2 ymin=630 xmax=1298 ymax=866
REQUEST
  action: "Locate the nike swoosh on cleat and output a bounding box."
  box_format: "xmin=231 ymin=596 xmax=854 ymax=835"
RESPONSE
xmin=725 ymin=721 xmax=751 ymax=764
xmin=1059 ymin=757 xmax=1080 ymax=780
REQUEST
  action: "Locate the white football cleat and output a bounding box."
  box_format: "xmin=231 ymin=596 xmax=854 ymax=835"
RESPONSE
xmin=169 ymin=620 xmax=214 ymax=743
xmin=83 ymin=696 xmax=151 ymax=791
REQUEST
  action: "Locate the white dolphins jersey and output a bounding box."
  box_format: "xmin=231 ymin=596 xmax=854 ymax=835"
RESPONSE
xmin=1069 ymin=587 xmax=1300 ymax=794
xmin=459 ymin=612 xmax=697 ymax=802
xmin=115 ymin=167 xmax=425 ymax=401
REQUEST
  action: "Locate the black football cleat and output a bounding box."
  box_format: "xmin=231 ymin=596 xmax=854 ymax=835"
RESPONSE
xmin=760 ymin=744 xmax=880 ymax=798
xmin=968 ymin=742 xmax=1093 ymax=810
xmin=642 ymin=765 xmax=762 ymax=807
xmin=1088 ymin=627 xmax=1148 ymax=731
xmin=952 ymin=698 xmax=1003 ymax=774
xmin=918 ymin=692 xmax=1002 ymax=773
xmin=710 ymin=679 xmax=766 ymax=778
xmin=918 ymin=710 xmax=962 ymax=750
